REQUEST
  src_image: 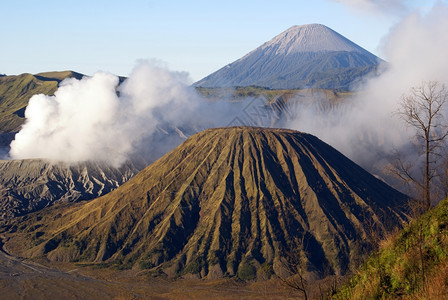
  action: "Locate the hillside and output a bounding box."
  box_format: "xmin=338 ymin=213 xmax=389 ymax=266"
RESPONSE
xmin=3 ymin=127 xmax=408 ymax=281
xmin=333 ymin=199 xmax=448 ymax=299
xmin=0 ymin=159 xmax=140 ymax=224
xmin=0 ymin=71 xmax=83 ymax=133
xmin=196 ymin=86 xmax=351 ymax=103
xmin=197 ymin=87 xmax=352 ymax=129
xmin=195 ymin=24 xmax=383 ymax=90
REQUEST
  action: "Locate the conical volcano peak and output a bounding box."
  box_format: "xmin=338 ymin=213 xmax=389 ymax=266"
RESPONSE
xmin=5 ymin=126 xmax=408 ymax=280
xmin=262 ymin=23 xmax=370 ymax=55
xmin=195 ymin=24 xmax=382 ymax=89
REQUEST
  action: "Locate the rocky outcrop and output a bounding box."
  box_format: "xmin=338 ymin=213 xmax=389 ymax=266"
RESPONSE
xmin=0 ymin=159 xmax=140 ymax=223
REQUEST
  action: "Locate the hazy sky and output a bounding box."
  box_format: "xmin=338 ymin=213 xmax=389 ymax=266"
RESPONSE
xmin=0 ymin=0 xmax=443 ymax=81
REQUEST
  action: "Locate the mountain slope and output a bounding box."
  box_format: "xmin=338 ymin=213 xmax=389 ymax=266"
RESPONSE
xmin=195 ymin=24 xmax=382 ymax=90
xmin=333 ymin=199 xmax=448 ymax=299
xmin=4 ymin=127 xmax=408 ymax=280
xmin=0 ymin=159 xmax=139 ymax=224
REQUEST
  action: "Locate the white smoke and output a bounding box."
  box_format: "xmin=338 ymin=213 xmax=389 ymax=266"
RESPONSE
xmin=381 ymin=3 xmax=448 ymax=85
xmin=9 ymin=61 xmax=258 ymax=166
xmin=10 ymin=72 xmax=126 ymax=164
xmin=9 ymin=62 xmax=204 ymax=166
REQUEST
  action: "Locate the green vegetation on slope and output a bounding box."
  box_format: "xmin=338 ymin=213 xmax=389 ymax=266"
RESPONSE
xmin=333 ymin=198 xmax=448 ymax=299
xmin=0 ymin=71 xmax=83 ymax=132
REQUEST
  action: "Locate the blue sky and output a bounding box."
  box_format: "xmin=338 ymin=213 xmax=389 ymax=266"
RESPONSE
xmin=0 ymin=0 xmax=442 ymax=81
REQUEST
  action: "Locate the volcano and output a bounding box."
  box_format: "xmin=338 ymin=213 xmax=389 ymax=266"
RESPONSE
xmin=5 ymin=127 xmax=407 ymax=280
xmin=195 ymin=24 xmax=383 ymax=90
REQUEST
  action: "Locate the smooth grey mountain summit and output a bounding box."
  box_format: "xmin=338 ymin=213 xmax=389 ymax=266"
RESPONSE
xmin=195 ymin=24 xmax=383 ymax=90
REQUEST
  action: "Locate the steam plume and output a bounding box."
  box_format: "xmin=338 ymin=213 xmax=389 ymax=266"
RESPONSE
xmin=9 ymin=61 xmax=254 ymax=166
xmin=9 ymin=62 xmax=204 ymax=166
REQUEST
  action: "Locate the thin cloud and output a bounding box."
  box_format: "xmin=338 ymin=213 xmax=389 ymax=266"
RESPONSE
xmin=330 ymin=0 xmax=408 ymax=15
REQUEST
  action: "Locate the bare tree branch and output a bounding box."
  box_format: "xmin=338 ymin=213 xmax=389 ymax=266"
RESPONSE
xmin=392 ymin=81 xmax=448 ymax=211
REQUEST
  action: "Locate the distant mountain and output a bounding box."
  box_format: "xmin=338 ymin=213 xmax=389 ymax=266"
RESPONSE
xmin=4 ymin=127 xmax=408 ymax=280
xmin=0 ymin=159 xmax=140 ymax=224
xmin=195 ymin=24 xmax=383 ymax=90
